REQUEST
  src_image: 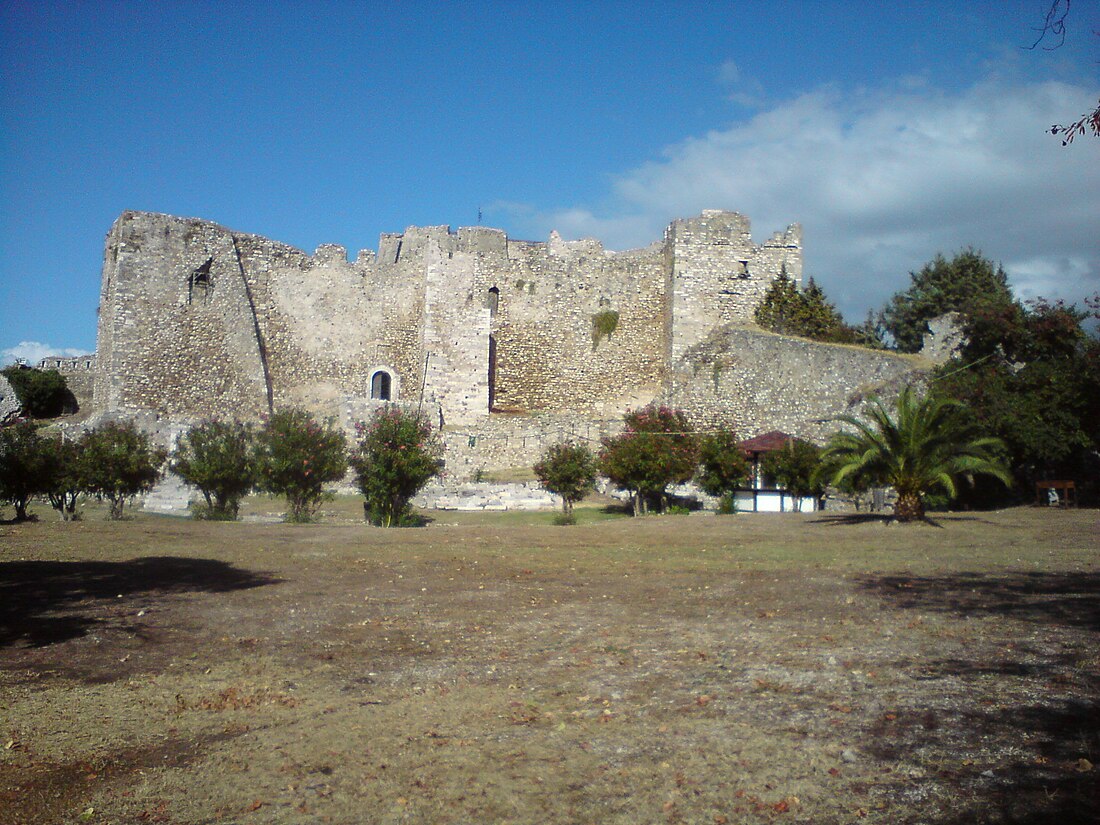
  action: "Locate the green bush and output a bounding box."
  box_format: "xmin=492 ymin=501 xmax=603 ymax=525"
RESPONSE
xmin=696 ymin=430 xmax=749 ymax=512
xmin=0 ymin=420 xmax=52 ymax=521
xmin=760 ymin=438 xmax=824 ymax=512
xmin=81 ymin=421 xmax=166 ymax=519
xmin=39 ymin=435 xmax=86 ymax=521
xmin=534 ymin=441 xmax=598 ymax=520
xmin=599 ymin=405 xmax=699 ymax=516
xmin=254 ymin=409 xmax=348 ymax=523
xmin=2 ymin=367 xmax=72 ymax=418
xmin=350 ymin=408 xmax=441 ymax=527
xmin=172 ymin=420 xmax=256 ymax=519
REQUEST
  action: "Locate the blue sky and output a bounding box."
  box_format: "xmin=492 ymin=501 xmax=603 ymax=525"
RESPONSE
xmin=2 ymin=0 xmax=1098 ymax=364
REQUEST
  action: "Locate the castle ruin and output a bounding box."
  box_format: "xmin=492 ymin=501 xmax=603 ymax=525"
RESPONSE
xmin=85 ymin=209 xmax=926 ymax=477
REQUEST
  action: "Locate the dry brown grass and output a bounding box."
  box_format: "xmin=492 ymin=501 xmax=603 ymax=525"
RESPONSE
xmin=1 ymin=506 xmax=1097 ymax=824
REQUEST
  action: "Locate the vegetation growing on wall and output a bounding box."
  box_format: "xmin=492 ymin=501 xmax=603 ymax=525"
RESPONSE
xmin=591 ymin=310 xmax=620 ymax=350
xmin=1 ymin=366 xmax=72 ymax=418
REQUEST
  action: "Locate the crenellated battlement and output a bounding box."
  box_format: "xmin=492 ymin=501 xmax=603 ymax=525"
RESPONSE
xmin=91 ymin=208 xmax=809 ymax=432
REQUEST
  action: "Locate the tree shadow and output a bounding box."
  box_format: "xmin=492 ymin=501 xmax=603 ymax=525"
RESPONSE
xmin=859 ymin=569 xmax=1100 ymax=822
xmin=812 ymin=513 xmax=946 ymax=527
xmin=858 ymin=570 xmax=1100 ymax=631
xmin=0 ymin=556 xmax=282 ymax=648
xmin=866 ymin=698 xmax=1100 ymax=824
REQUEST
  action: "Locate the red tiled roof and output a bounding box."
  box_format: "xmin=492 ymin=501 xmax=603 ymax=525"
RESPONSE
xmin=740 ymin=430 xmax=798 ymax=453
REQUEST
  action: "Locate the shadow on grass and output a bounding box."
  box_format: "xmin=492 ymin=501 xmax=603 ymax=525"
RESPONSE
xmin=812 ymin=512 xmax=946 ymax=527
xmin=859 ymin=570 xmax=1100 ymax=631
xmin=867 ymin=698 xmax=1100 ymax=825
xmin=859 ymin=570 xmax=1100 ymax=822
xmin=0 ymin=556 xmax=282 ymax=648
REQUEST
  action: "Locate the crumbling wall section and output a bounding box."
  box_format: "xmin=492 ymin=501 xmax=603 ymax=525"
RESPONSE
xmin=667 ymin=327 xmax=929 ymax=442
xmin=667 ymin=211 xmax=801 ymax=362
xmin=91 ymin=212 xmax=271 ymax=419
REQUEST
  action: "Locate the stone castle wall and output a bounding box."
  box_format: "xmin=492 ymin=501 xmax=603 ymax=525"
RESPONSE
xmin=668 ymin=328 xmax=928 ymax=443
xmin=87 ymin=208 xmax=931 ymax=480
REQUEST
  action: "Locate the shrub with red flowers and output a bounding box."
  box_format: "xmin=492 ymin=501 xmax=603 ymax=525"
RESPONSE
xmin=254 ymin=409 xmax=347 ymax=522
xmin=599 ymin=405 xmax=699 ymax=516
xmin=350 ymin=407 xmax=442 ymax=527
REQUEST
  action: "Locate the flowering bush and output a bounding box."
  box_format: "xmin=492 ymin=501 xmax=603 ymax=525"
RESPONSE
xmin=172 ymin=420 xmax=256 ymax=520
xmin=350 ymin=407 xmax=442 ymax=527
xmin=254 ymin=409 xmax=347 ymax=523
xmin=599 ymin=405 xmax=698 ymax=516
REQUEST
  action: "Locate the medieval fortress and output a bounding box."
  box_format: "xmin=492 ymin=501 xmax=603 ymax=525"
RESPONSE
xmin=55 ymin=209 xmax=928 ymax=478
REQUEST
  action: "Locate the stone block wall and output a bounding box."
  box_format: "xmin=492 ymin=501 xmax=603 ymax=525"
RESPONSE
xmin=667 ymin=327 xmax=929 ymax=443
xmin=667 ymin=211 xmax=802 ymax=362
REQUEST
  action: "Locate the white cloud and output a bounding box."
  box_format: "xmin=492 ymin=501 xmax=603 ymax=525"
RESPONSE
xmin=1 ymin=341 xmax=91 ymax=367
xmin=506 ymin=77 xmax=1100 ymax=321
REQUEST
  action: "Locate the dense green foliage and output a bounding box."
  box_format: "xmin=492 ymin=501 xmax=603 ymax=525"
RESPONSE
xmin=534 ymin=442 xmax=599 ymax=519
xmin=39 ymin=436 xmax=86 ymax=521
xmin=599 ymin=405 xmax=699 ymax=516
xmin=694 ymin=430 xmax=749 ymax=513
xmin=823 ymin=387 xmax=1011 ymax=522
xmin=255 ymin=409 xmax=348 ymax=523
xmin=81 ymin=421 xmax=167 ymax=520
xmin=934 ymin=296 xmax=1100 ymax=503
xmin=0 ymin=420 xmax=52 ymax=521
xmin=881 ymin=249 xmax=1015 ymax=353
xmin=172 ymin=420 xmax=256 ymax=519
xmin=753 ymin=272 xmax=871 ymax=345
xmin=350 ymin=408 xmax=441 ymax=527
xmin=1 ymin=367 xmax=72 ymax=418
xmin=760 ymin=439 xmax=825 ymax=511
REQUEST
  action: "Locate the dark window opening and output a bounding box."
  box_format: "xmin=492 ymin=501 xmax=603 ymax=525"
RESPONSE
xmin=371 ymin=371 xmax=392 ymax=401
xmin=188 ymin=258 xmax=214 ymax=304
xmin=487 ymin=286 xmax=500 ymax=316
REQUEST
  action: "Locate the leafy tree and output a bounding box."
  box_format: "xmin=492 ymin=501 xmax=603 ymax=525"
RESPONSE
xmin=1 ymin=367 xmax=71 ymax=419
xmin=0 ymin=420 xmax=52 ymax=521
xmin=81 ymin=420 xmax=167 ymax=519
xmin=754 ymin=269 xmax=804 ymax=336
xmin=39 ymin=435 xmax=86 ymax=521
xmin=695 ymin=430 xmax=749 ymax=513
xmin=935 ymin=296 xmax=1100 ymax=501
xmin=350 ymin=408 xmax=441 ymax=527
xmin=254 ymin=409 xmax=347 ymax=523
xmin=534 ymin=442 xmax=598 ymax=521
xmin=599 ymin=405 xmax=699 ymax=516
xmin=755 ymin=273 xmax=859 ymax=344
xmin=822 ymin=387 xmax=1012 ymax=522
xmin=760 ymin=438 xmax=825 ymax=511
xmin=881 ymin=249 xmax=1015 ymax=353
xmin=172 ymin=420 xmax=256 ymax=520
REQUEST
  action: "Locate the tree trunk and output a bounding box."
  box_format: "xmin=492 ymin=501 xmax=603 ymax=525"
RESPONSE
xmin=894 ymin=491 xmax=924 ymax=522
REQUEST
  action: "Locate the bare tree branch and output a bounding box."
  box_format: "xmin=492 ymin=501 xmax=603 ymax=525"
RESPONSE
xmin=1025 ymin=0 xmax=1071 ymax=50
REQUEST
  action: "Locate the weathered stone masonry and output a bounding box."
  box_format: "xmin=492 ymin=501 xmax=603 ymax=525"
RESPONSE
xmin=88 ymin=209 xmax=926 ymax=476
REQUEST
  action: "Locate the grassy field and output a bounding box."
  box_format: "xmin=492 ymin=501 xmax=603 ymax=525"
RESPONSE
xmin=1 ymin=504 xmax=1097 ymax=824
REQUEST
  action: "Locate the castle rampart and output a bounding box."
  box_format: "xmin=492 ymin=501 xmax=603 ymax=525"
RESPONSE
xmin=88 ymin=209 xmax=924 ymax=478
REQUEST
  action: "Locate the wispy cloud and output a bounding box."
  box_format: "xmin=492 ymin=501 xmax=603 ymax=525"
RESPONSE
xmin=1 ymin=341 xmax=91 ymax=367
xmin=504 ymin=77 xmax=1100 ymax=320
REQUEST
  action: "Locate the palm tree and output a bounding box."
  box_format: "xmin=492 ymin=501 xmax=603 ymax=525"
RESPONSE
xmin=823 ymin=387 xmax=1012 ymax=522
